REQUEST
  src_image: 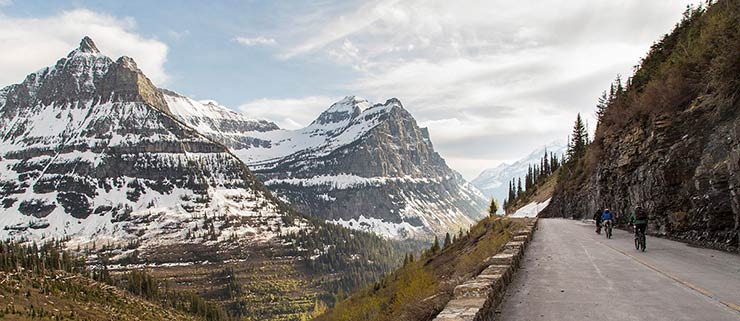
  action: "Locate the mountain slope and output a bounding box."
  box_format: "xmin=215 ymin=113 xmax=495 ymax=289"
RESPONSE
xmin=543 ymin=1 xmax=740 ymax=251
xmin=166 ymin=94 xmax=488 ymax=240
xmin=472 ymin=141 xmax=565 ymax=205
xmin=0 ymin=37 xmax=302 ymax=252
xmin=0 ymin=271 xmax=204 ymax=321
xmin=0 ymin=38 xmax=408 ymax=320
xmin=315 ymin=217 xmax=529 ymax=321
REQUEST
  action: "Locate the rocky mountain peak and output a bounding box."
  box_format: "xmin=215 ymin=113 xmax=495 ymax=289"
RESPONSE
xmin=78 ymin=36 xmax=100 ymax=54
xmin=116 ymin=56 xmax=138 ymax=70
xmin=97 ymin=55 xmax=171 ymax=114
xmin=310 ymin=96 xmax=367 ymax=126
xmin=384 ymin=97 xmax=403 ymax=108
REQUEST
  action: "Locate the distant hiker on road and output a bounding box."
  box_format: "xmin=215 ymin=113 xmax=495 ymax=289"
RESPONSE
xmin=593 ymin=208 xmax=603 ymax=234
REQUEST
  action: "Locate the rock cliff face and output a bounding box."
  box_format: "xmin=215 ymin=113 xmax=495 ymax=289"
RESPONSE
xmin=254 ymin=98 xmax=487 ymax=240
xmin=545 ymin=101 xmax=739 ymax=251
xmin=542 ymin=2 xmax=740 ymax=251
xmin=0 ymin=37 xmax=303 ymax=250
xmin=168 ymin=95 xmax=488 ymax=240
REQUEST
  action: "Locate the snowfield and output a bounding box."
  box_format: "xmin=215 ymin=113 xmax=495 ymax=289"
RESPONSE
xmin=329 ymin=215 xmax=422 ymax=240
xmin=264 ymin=174 xmax=441 ymax=189
xmin=510 ymin=198 xmax=551 ymax=218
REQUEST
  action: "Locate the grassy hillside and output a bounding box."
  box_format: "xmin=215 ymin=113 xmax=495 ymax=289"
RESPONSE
xmin=0 ymin=241 xmax=218 ymax=321
xmin=0 ymin=271 xmax=201 ymax=321
xmin=315 ymin=216 xmax=525 ymax=321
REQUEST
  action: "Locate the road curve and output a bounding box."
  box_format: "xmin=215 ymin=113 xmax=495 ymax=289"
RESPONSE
xmin=497 ymin=218 xmax=740 ymax=321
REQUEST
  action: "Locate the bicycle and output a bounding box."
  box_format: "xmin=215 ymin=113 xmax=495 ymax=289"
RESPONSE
xmin=634 ymin=225 xmax=646 ymax=252
xmin=603 ymin=220 xmax=613 ymax=239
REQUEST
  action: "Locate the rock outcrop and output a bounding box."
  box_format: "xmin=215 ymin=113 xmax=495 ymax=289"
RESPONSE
xmin=545 ymin=102 xmax=739 ymax=251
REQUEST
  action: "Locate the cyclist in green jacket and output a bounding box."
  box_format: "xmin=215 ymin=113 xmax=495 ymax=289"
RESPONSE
xmin=630 ymin=206 xmax=648 ymax=239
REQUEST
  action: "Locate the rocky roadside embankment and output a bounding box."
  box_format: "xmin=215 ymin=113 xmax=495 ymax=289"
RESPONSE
xmin=433 ymin=218 xmax=538 ymax=321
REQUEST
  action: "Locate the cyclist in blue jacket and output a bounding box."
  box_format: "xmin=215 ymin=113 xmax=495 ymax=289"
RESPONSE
xmin=601 ymin=209 xmax=614 ymax=233
xmin=601 ymin=209 xmax=613 ymax=221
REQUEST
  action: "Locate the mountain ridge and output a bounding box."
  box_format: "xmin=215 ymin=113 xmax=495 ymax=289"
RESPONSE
xmin=163 ymin=90 xmax=488 ymax=240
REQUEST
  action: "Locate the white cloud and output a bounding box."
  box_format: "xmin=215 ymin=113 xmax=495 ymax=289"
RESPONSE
xmin=273 ymin=0 xmax=703 ymax=178
xmin=238 ymin=96 xmax=338 ymax=129
xmin=167 ymin=29 xmax=191 ymax=41
xmin=0 ymin=9 xmax=169 ymax=87
xmin=233 ymin=36 xmax=277 ymax=46
xmin=279 ymin=0 xmax=401 ymax=58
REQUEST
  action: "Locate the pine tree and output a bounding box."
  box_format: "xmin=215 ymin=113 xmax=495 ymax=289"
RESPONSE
xmin=430 ymin=236 xmax=440 ymax=253
xmin=567 ymin=113 xmax=588 ymax=161
xmin=595 ymin=90 xmax=609 ymax=121
xmin=444 ymin=232 xmax=452 ymax=248
xmin=516 ymin=178 xmax=523 ymax=196
xmin=488 ymin=199 xmax=498 ymax=216
xmin=508 ymin=181 xmax=515 ymax=203
xmin=615 ymin=74 xmax=624 ymax=95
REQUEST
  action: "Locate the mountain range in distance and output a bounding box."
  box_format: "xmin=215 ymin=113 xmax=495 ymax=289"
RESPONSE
xmin=0 ymin=37 xmax=489 ymax=247
xmin=472 ymin=140 xmax=567 ymax=209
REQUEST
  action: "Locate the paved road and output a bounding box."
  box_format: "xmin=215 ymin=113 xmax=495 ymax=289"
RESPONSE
xmin=498 ymin=218 xmax=740 ymax=321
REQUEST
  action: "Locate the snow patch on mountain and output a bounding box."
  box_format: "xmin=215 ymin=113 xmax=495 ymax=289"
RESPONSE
xmin=230 ymin=96 xmax=399 ymax=168
xmin=329 ymin=215 xmax=422 ymax=239
xmin=264 ymin=174 xmax=444 ymax=190
xmin=510 ymin=198 xmax=551 ymax=218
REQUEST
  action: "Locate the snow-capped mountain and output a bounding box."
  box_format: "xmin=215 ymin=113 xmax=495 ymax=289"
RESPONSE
xmin=162 ymin=89 xmax=278 ymax=149
xmin=165 ymin=94 xmax=489 ymax=240
xmin=0 ymin=37 xmax=305 ymax=251
xmin=472 ymin=141 xmax=566 ymax=206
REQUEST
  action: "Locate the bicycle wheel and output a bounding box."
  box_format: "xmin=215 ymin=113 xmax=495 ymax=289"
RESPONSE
xmin=635 ymin=236 xmax=640 ymax=250
xmin=640 ymin=234 xmax=646 ymax=252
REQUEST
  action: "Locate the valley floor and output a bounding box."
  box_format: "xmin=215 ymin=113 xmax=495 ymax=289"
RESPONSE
xmin=498 ymin=218 xmax=740 ymax=321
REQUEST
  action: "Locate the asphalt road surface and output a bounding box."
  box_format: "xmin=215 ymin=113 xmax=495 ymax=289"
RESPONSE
xmin=498 ymin=218 xmax=740 ymax=321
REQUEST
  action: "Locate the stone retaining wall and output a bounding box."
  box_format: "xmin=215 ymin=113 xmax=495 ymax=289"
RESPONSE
xmin=433 ymin=218 xmax=538 ymax=321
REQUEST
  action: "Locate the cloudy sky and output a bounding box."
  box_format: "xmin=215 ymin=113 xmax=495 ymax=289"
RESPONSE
xmin=0 ymin=0 xmax=702 ymax=179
